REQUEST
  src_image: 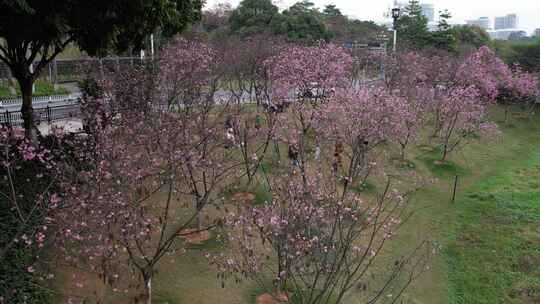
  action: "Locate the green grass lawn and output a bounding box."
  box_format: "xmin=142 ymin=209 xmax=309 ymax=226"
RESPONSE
xmin=443 ymin=110 xmax=540 ymax=304
xmin=0 ymin=80 xmax=69 ymax=99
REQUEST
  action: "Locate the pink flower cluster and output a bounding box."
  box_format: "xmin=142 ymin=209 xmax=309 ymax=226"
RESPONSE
xmin=314 ymin=87 xmax=410 ymax=148
xmin=267 ymin=43 xmax=353 ymax=100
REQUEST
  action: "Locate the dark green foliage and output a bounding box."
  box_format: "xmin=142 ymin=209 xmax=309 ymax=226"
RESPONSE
xmin=229 ymin=0 xmax=279 ymax=36
xmin=0 ymin=0 xmax=202 ymax=60
xmin=450 ymin=25 xmax=491 ymax=53
xmin=491 ymin=38 xmax=540 ymax=72
xmin=346 ymin=20 xmax=387 ymax=43
xmin=0 ymin=86 xmax=11 ymax=99
xmin=271 ymin=1 xmax=329 ymax=43
xmin=394 ymin=0 xmax=430 ymax=50
xmin=79 ymin=77 xmax=104 ymax=99
xmin=202 ymin=0 xmax=385 ymax=44
xmin=428 ymin=10 xmax=457 ymax=53
xmin=508 ymin=40 xmax=540 ymax=72
xmin=0 ymin=247 xmax=52 ymax=303
xmin=393 ymin=1 xmax=495 ymax=54
xmin=322 ymin=4 xmax=342 ymax=18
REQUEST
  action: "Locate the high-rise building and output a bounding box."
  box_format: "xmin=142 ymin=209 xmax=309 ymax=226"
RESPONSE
xmin=393 ymin=0 xmax=407 ymax=10
xmin=494 ymin=14 xmax=518 ymax=30
xmin=534 ymin=28 xmax=540 ymax=37
xmin=466 ymin=17 xmax=491 ymax=30
xmin=420 ymin=3 xmax=435 ymax=23
xmin=488 ymin=29 xmax=524 ymax=40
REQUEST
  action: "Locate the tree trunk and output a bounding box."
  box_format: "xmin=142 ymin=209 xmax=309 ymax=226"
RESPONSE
xmin=441 ymin=143 xmax=448 ymax=162
xmin=141 ymin=272 xmax=153 ymax=304
xmin=504 ymin=103 xmax=510 ymax=124
xmin=17 ymin=77 xmax=38 ymax=141
xmin=195 ymin=200 xmax=202 ymax=231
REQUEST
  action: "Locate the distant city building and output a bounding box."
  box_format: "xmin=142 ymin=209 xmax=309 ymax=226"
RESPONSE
xmin=420 ymin=4 xmax=435 ymax=23
xmin=393 ymin=0 xmax=407 ymax=10
xmin=534 ymin=28 xmax=540 ymax=37
xmin=494 ymin=14 xmax=518 ymax=30
xmin=488 ymin=29 xmax=522 ymax=40
xmin=465 ymin=17 xmax=491 ymax=30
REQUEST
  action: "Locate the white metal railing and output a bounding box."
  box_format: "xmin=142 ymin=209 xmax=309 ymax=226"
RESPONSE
xmin=0 ymin=94 xmax=81 ymax=106
xmin=0 ymin=104 xmax=81 ymax=126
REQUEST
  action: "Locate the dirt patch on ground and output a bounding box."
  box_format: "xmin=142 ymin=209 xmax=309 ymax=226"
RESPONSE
xmin=56 ymin=268 xmax=107 ymax=303
xmin=232 ymin=191 xmax=256 ymax=205
xmin=179 ymin=228 xmax=211 ymax=244
xmin=256 ymin=293 xmax=289 ymax=304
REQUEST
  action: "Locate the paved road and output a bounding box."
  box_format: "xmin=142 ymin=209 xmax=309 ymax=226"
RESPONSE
xmin=37 ymin=118 xmax=83 ymax=135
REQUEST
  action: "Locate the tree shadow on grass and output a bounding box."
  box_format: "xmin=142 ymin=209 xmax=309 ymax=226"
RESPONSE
xmin=416 ymin=145 xmax=470 ymax=178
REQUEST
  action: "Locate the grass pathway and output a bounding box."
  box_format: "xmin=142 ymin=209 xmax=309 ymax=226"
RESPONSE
xmin=443 ymin=112 xmax=540 ymax=304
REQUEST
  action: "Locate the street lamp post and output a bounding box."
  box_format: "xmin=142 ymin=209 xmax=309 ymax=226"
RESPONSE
xmin=376 ymin=32 xmax=389 ymax=79
xmin=391 ymin=7 xmax=401 ymax=52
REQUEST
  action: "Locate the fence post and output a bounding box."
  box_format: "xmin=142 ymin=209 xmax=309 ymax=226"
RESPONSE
xmin=48 ymin=63 xmax=53 ymax=84
xmin=451 ymin=175 xmax=458 ymax=203
xmin=53 ymin=59 xmax=58 ymax=88
xmin=47 ymin=106 xmax=51 ymax=124
xmin=99 ymin=58 xmax=104 ymax=78
xmin=5 ymin=109 xmax=10 ymax=127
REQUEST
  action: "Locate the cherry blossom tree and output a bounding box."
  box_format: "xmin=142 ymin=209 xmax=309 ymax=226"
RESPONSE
xmin=267 ymin=43 xmax=353 ymax=104
xmin=211 ymin=87 xmax=431 ymax=304
xmin=498 ymin=66 xmax=539 ymax=123
xmin=55 ymin=39 xmax=248 ymax=304
xmin=436 ymin=86 xmax=498 ymax=162
xmin=420 ymin=49 xmax=504 ymax=154
xmin=456 ymin=46 xmax=513 ymax=102
xmin=217 ymin=35 xmax=284 ymax=107
xmin=158 ymin=38 xmax=218 ymax=109
xmin=382 ymin=52 xmax=433 ymax=159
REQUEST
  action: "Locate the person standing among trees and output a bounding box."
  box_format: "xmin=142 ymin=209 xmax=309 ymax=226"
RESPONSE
xmin=333 ymin=139 xmax=344 ymax=177
xmin=288 ymin=141 xmax=300 ymax=173
xmin=224 ymin=115 xmax=236 ymax=149
xmin=255 ymin=113 xmax=262 ymax=130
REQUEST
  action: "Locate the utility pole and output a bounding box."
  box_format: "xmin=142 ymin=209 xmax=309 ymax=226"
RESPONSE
xmin=391 ymin=7 xmax=401 ymax=52
xmin=150 ymin=34 xmax=155 ymax=61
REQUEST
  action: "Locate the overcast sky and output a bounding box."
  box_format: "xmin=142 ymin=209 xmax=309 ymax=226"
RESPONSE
xmin=205 ymin=0 xmax=540 ymax=34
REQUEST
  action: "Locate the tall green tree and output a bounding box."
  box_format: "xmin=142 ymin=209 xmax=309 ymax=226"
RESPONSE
xmin=509 ymin=40 xmax=540 ymax=72
xmin=321 ymin=4 xmax=347 ymax=41
xmin=347 ymin=20 xmax=386 ymax=43
xmin=394 ymin=0 xmax=429 ymax=50
xmin=429 ymin=9 xmax=457 ymax=52
xmin=322 ymin=4 xmax=342 ymax=18
xmin=450 ymin=25 xmax=491 ymax=53
xmin=272 ymin=1 xmax=328 ymax=43
xmin=229 ymin=0 xmax=280 ymax=36
xmin=0 ymin=0 xmax=202 ymax=140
